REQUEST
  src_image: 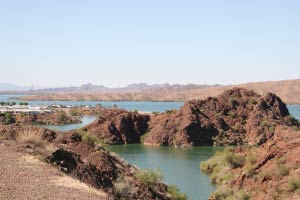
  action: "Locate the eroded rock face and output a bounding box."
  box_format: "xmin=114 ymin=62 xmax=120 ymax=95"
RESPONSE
xmin=143 ymin=88 xmax=297 ymax=147
xmin=84 ymin=109 xmax=150 ymax=145
xmin=47 ymin=142 xmax=171 ymax=200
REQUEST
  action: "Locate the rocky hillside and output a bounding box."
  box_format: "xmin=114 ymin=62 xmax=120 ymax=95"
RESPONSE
xmin=201 ymin=125 xmax=300 ymax=200
xmin=83 ymin=109 xmax=150 ymax=145
xmin=143 ymin=88 xmax=297 ymax=147
xmin=0 ymin=125 xmax=186 ymax=200
xmin=79 ymin=88 xmax=297 ymax=147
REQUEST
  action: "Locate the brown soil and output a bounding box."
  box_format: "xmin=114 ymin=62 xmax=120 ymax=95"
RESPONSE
xmin=0 ymin=141 xmax=110 ymax=200
xmin=0 ymin=125 xmax=173 ymax=200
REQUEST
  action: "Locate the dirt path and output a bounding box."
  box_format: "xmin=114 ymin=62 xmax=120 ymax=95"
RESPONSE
xmin=0 ymin=142 xmax=110 ymax=200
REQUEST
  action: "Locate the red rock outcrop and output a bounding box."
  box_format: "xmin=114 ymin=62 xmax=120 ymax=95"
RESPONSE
xmin=143 ymin=88 xmax=297 ymax=147
xmin=83 ymin=109 xmax=150 ymax=145
xmin=202 ymin=126 xmax=300 ymax=200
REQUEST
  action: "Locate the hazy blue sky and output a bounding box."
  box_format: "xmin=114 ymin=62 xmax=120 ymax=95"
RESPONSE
xmin=0 ymin=0 xmax=299 ymax=87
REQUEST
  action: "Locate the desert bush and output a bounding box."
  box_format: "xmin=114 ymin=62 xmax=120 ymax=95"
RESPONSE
xmin=210 ymin=189 xmax=249 ymax=200
xmin=285 ymin=115 xmax=299 ymax=126
xmin=113 ymin=176 xmax=138 ymax=198
xmin=152 ymin=111 xmax=160 ymax=115
xmin=82 ymin=134 xmax=100 ymax=145
xmin=70 ymin=109 xmax=80 ymax=116
xmin=4 ymin=112 xmax=15 ymax=124
xmin=58 ymin=111 xmax=67 ymax=121
xmin=135 ymin=169 xmax=163 ymax=186
xmin=288 ymin=178 xmax=300 ymax=192
xmin=167 ymin=185 xmax=187 ymax=200
xmin=249 ymin=97 xmax=258 ymax=105
xmin=16 ymin=128 xmax=43 ymax=147
xmin=225 ymin=152 xmax=245 ymax=168
xmin=246 ymin=153 xmax=257 ymax=165
xmin=276 ymin=164 xmax=290 ymax=177
xmin=76 ymin=129 xmax=102 ymax=145
xmin=210 ymin=188 xmax=234 ymax=200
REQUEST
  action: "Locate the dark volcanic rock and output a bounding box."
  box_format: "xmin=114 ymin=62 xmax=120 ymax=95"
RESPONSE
xmin=84 ymin=109 xmax=150 ymax=145
xmin=47 ymin=143 xmax=171 ymax=200
xmin=0 ymin=124 xmax=173 ymax=200
xmin=143 ymin=88 xmax=297 ymax=147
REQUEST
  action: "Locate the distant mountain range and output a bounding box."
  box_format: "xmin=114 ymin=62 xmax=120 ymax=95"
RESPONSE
xmin=2 ymin=79 xmax=300 ymax=104
xmin=20 ymin=83 xmax=222 ymax=94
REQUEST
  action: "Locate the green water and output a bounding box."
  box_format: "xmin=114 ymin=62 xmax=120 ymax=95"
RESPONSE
xmin=107 ymin=144 xmax=223 ymax=200
xmin=38 ymin=116 xmax=96 ymax=131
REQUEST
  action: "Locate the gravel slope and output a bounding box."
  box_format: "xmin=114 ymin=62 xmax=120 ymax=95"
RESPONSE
xmin=0 ymin=142 xmax=110 ymax=200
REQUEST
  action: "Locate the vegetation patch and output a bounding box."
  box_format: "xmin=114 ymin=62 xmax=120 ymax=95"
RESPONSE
xmin=287 ymin=178 xmax=300 ymax=194
xmin=76 ymin=129 xmax=103 ymax=146
xmin=167 ymin=185 xmax=187 ymax=200
xmin=16 ymin=128 xmax=43 ymax=147
xmin=224 ymin=152 xmax=245 ymax=169
xmin=135 ymin=169 xmax=163 ymax=186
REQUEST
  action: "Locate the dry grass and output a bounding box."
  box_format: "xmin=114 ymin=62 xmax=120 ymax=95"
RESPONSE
xmin=52 ymin=176 xmax=108 ymax=198
xmin=16 ymin=128 xmax=44 ymax=147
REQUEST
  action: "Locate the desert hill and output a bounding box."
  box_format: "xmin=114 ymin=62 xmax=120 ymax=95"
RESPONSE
xmin=16 ymin=79 xmax=300 ymax=104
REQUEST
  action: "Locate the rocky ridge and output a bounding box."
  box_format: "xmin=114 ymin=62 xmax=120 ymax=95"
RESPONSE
xmin=200 ymin=125 xmax=300 ymax=200
xmin=0 ymin=125 xmax=181 ymax=200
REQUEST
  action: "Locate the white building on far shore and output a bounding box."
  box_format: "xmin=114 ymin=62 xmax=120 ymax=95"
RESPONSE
xmin=0 ymin=105 xmax=52 ymax=114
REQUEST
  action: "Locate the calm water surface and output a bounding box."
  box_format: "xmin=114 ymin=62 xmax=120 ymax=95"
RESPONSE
xmin=107 ymin=144 xmax=223 ymax=200
xmin=1 ymin=94 xmax=183 ymax=112
xmin=38 ymin=116 xmax=96 ymax=131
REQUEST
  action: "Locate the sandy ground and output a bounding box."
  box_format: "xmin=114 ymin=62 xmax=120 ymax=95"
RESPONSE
xmin=0 ymin=142 xmax=111 ymax=200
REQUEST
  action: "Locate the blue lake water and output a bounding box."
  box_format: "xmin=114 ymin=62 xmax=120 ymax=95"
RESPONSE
xmin=1 ymin=94 xmax=183 ymax=112
xmin=1 ymin=94 xmax=300 ymax=199
xmin=107 ymin=144 xmax=222 ymax=200
xmin=37 ymin=116 xmax=96 ymax=131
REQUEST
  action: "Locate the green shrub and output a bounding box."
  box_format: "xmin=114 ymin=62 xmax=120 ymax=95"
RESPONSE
xmin=70 ymin=110 xmax=80 ymax=116
xmin=249 ymin=97 xmax=257 ymax=105
xmin=261 ymin=120 xmax=271 ymax=127
xmin=229 ymin=97 xmax=235 ymax=103
xmin=276 ymin=164 xmax=290 ymax=177
xmin=82 ymin=133 xmax=100 ymax=145
xmin=4 ymin=112 xmax=15 ymax=124
xmin=246 ymin=153 xmax=257 ymax=165
xmin=225 ymin=152 xmax=245 ymax=168
xmin=152 ymin=111 xmax=160 ymax=115
xmin=58 ymin=111 xmax=67 ymax=121
xmin=288 ymin=179 xmax=300 ymax=192
xmin=76 ymin=129 xmax=102 ymax=145
xmin=210 ymin=189 xmax=250 ymax=200
xmin=210 ymin=188 xmax=234 ymax=200
xmin=167 ymin=185 xmax=187 ymax=200
xmin=135 ymin=169 xmax=163 ymax=186
xmin=285 ymin=115 xmax=299 ymax=126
